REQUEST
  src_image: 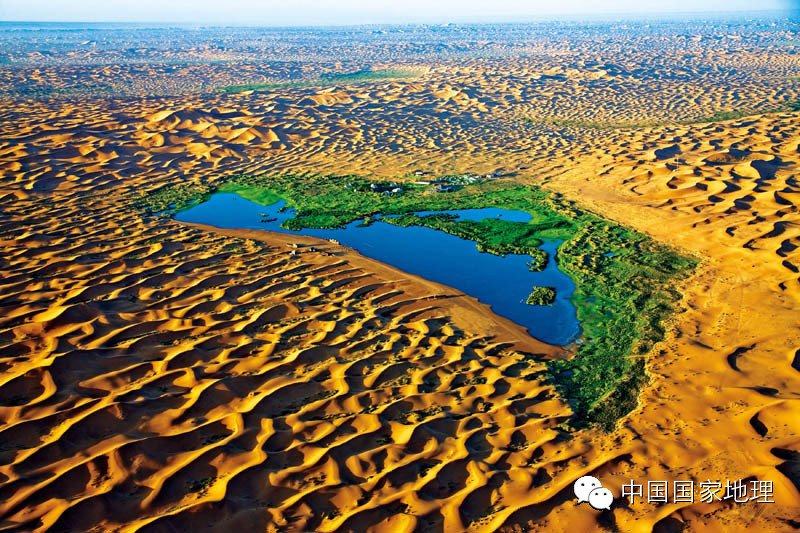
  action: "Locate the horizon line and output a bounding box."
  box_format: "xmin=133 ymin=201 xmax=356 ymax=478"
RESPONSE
xmin=1 ymin=8 xmax=797 ymax=28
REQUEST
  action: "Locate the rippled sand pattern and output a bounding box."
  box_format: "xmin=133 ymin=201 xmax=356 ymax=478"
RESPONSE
xmin=0 ymin=194 xmax=570 ymax=532
xmin=542 ymin=112 xmax=800 ymax=531
xmin=1 ymin=18 xmax=800 ymax=533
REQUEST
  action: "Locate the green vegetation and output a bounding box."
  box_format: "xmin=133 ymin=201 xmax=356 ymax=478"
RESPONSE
xmin=548 ymin=219 xmax=696 ymax=430
xmin=318 ymin=69 xmax=421 ymax=83
xmin=6 ymin=83 xmax=122 ymax=99
xmin=529 ymin=118 xmax=660 ymax=130
xmin=684 ymin=110 xmax=758 ymax=123
xmin=526 ymin=286 xmax=556 ymax=306
xmin=677 ymin=104 xmax=796 ymax=124
xmin=385 ymin=213 xmax=550 ymax=268
xmin=218 ymin=81 xmax=309 ymax=93
xmin=221 ymin=174 xmax=552 ymax=232
xmin=133 ymin=181 xmax=217 ymax=215
xmin=216 ymin=182 xmax=281 ymax=206
xmin=527 ymin=99 xmax=800 ymax=131
xmin=133 ymin=174 xmax=697 ymax=430
xmin=219 ymin=68 xmax=422 ymax=94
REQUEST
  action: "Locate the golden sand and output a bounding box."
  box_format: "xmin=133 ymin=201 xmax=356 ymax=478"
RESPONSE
xmin=1 ymin=47 xmax=800 ymax=531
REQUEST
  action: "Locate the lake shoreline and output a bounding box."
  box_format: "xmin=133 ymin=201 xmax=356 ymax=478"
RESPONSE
xmin=175 ymin=193 xmax=582 ymax=346
xmin=178 ymin=219 xmax=569 ymax=358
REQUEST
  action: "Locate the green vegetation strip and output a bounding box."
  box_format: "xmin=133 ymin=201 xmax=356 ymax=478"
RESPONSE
xmin=219 ymin=68 xmax=422 ymax=94
xmin=527 ymin=99 xmax=800 ymax=130
xmin=134 ymin=175 xmax=697 ymax=430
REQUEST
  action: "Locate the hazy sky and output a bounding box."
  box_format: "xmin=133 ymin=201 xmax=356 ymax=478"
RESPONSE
xmin=0 ymin=0 xmax=796 ymax=25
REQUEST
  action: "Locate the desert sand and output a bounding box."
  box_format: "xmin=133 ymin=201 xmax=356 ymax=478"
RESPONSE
xmin=1 ymin=17 xmax=799 ymax=532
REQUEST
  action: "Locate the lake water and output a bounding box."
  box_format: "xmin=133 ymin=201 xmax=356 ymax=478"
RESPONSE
xmin=175 ymin=193 xmax=580 ymax=345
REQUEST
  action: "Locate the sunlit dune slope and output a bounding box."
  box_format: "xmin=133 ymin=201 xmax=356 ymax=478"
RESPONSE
xmin=1 ymin=24 xmax=800 ymax=531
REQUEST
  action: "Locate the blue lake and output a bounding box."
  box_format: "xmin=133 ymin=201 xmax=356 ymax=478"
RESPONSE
xmin=175 ymin=193 xmax=581 ymax=346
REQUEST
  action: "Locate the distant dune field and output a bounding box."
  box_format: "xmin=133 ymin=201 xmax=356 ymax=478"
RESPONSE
xmin=1 ymin=18 xmax=799 ymax=532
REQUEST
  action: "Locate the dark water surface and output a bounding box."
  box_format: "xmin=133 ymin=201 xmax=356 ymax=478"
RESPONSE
xmin=176 ymin=193 xmax=580 ymax=345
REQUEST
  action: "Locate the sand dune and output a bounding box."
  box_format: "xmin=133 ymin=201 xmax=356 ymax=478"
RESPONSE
xmin=540 ymin=111 xmax=800 ymax=531
xmin=0 ymin=199 xmax=569 ymax=532
xmin=1 ymin=19 xmax=800 ymax=533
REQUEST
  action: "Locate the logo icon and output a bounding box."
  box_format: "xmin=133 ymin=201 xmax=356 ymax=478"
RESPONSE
xmin=574 ymin=476 xmax=614 ymax=511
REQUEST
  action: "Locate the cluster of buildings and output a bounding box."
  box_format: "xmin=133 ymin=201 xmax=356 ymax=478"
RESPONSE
xmin=412 ymin=170 xmax=502 ymax=192
xmin=343 ymin=181 xmax=404 ymax=194
xmin=369 ymin=182 xmax=404 ymax=195
xmin=343 ymin=170 xmax=503 ymax=196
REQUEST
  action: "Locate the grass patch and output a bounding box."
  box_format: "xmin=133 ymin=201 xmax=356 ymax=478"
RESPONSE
xmin=219 ymin=68 xmax=422 ymax=94
xmin=5 ymin=83 xmax=121 ymax=99
xmin=526 ymin=286 xmax=556 ymax=306
xmin=216 ymin=182 xmax=281 ymax=206
xmin=678 ymin=106 xmax=787 ymax=124
xmin=319 ymin=69 xmax=421 ymax=83
xmin=218 ymin=81 xmax=309 ymax=93
xmin=133 ymin=174 xmax=697 ymax=430
xmin=528 ymin=118 xmax=661 ymax=130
